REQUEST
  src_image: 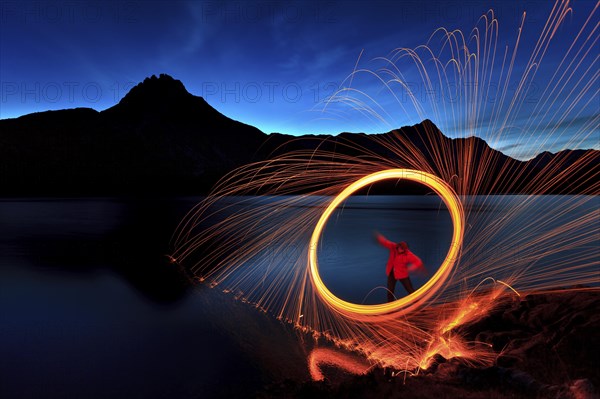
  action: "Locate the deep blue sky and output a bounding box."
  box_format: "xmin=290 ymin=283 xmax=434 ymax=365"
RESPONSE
xmin=1 ymin=1 xmax=598 ymax=158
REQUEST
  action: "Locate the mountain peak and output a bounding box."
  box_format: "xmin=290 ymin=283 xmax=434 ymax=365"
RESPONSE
xmin=101 ymin=73 xmax=217 ymax=122
xmin=117 ymin=74 xmax=191 ymax=107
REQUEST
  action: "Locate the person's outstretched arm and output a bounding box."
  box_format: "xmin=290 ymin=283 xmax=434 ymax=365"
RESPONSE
xmin=407 ymin=252 xmax=425 ymax=272
xmin=375 ymin=232 xmax=395 ymax=250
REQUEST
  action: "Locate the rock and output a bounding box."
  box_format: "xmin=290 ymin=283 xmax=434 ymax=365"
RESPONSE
xmin=432 ymin=360 xmax=463 ymax=381
xmin=569 ymin=379 xmax=598 ymax=399
xmin=423 ymin=354 xmax=448 ymax=374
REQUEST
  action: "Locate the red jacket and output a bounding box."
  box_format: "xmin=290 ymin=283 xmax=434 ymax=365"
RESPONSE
xmin=377 ymin=234 xmax=424 ymax=279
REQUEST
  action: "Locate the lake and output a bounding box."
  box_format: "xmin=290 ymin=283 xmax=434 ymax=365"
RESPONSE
xmin=1 ymin=196 xmax=597 ymax=398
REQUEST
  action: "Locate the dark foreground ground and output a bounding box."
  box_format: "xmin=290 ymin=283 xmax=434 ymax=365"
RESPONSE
xmin=258 ymin=289 xmax=600 ymax=399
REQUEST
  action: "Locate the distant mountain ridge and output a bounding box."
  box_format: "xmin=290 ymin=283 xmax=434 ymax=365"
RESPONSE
xmin=0 ymin=74 xmax=597 ymax=195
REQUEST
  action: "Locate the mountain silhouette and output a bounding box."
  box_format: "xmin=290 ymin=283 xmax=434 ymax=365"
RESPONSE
xmin=0 ymin=74 xmax=597 ymax=195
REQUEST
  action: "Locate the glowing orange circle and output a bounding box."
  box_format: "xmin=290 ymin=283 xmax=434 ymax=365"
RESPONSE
xmin=308 ymin=169 xmax=464 ymax=316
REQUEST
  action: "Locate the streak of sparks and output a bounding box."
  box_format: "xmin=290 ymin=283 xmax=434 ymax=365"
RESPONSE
xmin=170 ymin=0 xmax=599 ymax=380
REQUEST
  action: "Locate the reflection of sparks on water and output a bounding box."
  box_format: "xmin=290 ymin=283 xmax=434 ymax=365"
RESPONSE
xmin=308 ymin=348 xmax=372 ymax=381
xmin=170 ymin=0 xmax=599 ymax=378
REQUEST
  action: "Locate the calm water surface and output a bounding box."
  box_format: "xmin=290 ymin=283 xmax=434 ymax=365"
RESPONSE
xmin=1 ymin=196 xmax=597 ymax=398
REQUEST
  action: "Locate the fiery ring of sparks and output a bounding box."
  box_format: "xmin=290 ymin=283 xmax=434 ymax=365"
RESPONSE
xmin=309 ymin=169 xmax=464 ymax=316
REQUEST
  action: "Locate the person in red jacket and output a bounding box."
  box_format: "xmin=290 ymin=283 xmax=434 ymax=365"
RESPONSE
xmin=375 ymin=232 xmax=425 ymax=302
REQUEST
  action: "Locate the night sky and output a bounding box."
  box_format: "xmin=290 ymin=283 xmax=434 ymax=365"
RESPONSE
xmin=1 ymin=1 xmax=598 ymax=159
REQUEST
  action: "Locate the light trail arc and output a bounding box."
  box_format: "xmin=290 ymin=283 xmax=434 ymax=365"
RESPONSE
xmin=308 ymin=169 xmax=465 ymax=317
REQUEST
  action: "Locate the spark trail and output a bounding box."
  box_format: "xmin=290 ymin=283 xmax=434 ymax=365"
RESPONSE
xmin=170 ymin=0 xmax=599 ymax=377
